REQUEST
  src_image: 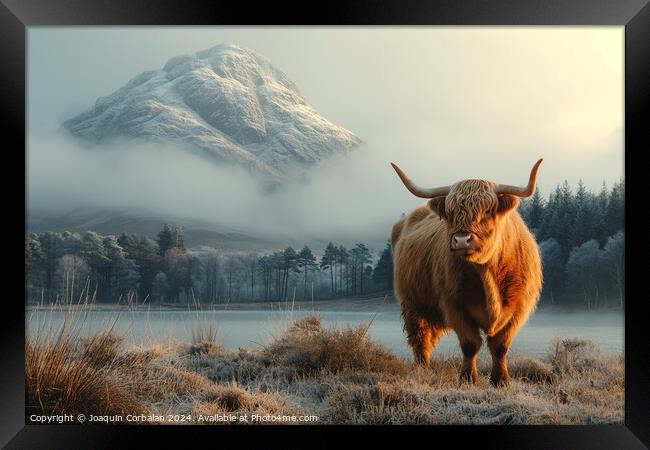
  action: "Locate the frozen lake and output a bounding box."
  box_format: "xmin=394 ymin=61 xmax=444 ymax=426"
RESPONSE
xmin=26 ymin=306 xmax=624 ymax=358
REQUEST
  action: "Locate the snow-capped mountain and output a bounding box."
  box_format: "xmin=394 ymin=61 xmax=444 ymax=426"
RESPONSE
xmin=63 ymin=44 xmax=361 ymax=181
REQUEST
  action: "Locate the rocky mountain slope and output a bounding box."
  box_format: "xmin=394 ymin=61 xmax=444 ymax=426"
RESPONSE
xmin=64 ymin=43 xmax=361 ymax=182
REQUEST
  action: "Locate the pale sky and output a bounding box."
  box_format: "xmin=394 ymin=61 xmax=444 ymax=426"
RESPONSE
xmin=27 ymin=27 xmax=624 ymax=244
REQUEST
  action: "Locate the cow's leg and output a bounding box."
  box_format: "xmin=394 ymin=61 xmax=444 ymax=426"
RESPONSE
xmin=487 ymin=328 xmax=513 ymax=387
xmin=448 ymin=311 xmax=482 ymax=384
xmin=486 ymin=316 xmax=523 ymax=387
xmin=487 ymin=303 xmax=535 ymax=387
xmin=404 ymin=313 xmax=437 ymax=367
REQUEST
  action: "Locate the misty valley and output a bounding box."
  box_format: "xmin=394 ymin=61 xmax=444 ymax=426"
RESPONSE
xmin=26 ymin=179 xmax=624 ymax=310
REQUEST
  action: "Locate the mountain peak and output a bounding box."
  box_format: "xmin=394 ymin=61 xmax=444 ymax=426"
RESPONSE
xmin=64 ymin=43 xmax=361 ymax=182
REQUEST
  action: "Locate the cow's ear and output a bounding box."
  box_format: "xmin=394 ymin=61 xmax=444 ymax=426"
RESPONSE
xmin=428 ymin=197 xmax=447 ymax=219
xmin=496 ymin=194 xmax=519 ymax=216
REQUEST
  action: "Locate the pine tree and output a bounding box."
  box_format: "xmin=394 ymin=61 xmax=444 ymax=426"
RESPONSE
xmin=605 ymin=179 xmax=624 ymax=236
xmin=102 ymin=235 xmax=134 ymax=301
xmin=81 ymin=231 xmax=109 ymax=301
xmin=281 ymin=247 xmax=299 ymax=300
xmin=269 ymin=251 xmax=284 ymax=300
xmin=540 ymin=181 xmax=575 ymax=249
xmin=297 ymin=246 xmax=317 ymax=300
xmin=319 ymin=242 xmax=337 ymax=296
xmin=245 ymin=253 xmax=258 ymax=300
xmin=165 ymin=248 xmax=192 ymax=303
xmin=592 ymin=182 xmax=609 ymax=246
xmin=120 ymin=235 xmax=160 ymax=301
xmin=60 ymin=231 xmax=83 ymax=255
xmin=539 ymin=186 xmax=560 ymax=241
xmin=337 ymin=246 xmax=349 ymax=296
xmin=569 ymin=180 xmax=594 ymax=248
xmin=372 ymin=241 xmax=394 ymax=291
xmin=524 ymin=188 xmax=545 ymax=235
xmin=566 ymin=240 xmax=602 ymax=309
xmin=556 ymin=181 xmax=576 ymax=249
xmin=539 ymin=238 xmax=564 ymax=305
xmin=354 ymin=243 xmax=372 ymax=295
xmin=156 ymin=224 xmax=175 ymax=258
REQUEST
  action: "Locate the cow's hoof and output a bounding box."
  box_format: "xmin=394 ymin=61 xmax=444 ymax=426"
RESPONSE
xmin=414 ymin=358 xmax=431 ymax=369
xmin=459 ymin=370 xmax=479 ymax=385
xmin=490 ymin=373 xmax=510 ymax=387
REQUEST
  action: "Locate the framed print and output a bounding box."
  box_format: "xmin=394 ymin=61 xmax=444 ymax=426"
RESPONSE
xmin=2 ymin=0 xmax=649 ymax=448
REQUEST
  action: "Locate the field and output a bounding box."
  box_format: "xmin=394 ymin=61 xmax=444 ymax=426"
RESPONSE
xmin=26 ymin=313 xmax=623 ymax=425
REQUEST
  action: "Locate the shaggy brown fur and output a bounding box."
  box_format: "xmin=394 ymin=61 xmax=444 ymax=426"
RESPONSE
xmin=392 ymin=178 xmax=542 ymax=386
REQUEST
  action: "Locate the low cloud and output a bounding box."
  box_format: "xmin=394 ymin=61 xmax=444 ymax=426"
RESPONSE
xmin=27 ymin=134 xmax=408 ymax=247
xmin=27 ymin=131 xmax=623 ymax=249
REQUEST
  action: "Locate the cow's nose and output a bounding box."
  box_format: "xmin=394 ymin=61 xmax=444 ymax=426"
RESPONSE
xmin=452 ymin=233 xmax=472 ymax=249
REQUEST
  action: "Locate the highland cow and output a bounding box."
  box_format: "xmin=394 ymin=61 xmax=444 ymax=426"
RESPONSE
xmin=390 ymin=159 xmax=543 ymax=386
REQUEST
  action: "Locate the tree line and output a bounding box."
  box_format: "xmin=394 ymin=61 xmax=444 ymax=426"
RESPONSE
xmin=519 ymin=179 xmax=624 ymax=308
xmin=25 ymin=179 xmax=623 ymax=309
xmin=25 ymin=224 xmax=388 ymax=305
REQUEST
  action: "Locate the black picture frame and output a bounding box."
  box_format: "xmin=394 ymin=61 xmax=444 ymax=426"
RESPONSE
xmin=2 ymin=0 xmax=648 ymax=448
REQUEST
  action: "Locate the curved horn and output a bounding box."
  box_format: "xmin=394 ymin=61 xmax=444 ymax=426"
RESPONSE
xmin=494 ymin=158 xmax=543 ymax=198
xmin=390 ymin=163 xmax=452 ymax=199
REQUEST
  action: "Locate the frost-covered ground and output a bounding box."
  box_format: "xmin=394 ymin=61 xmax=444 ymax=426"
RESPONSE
xmin=26 ymin=314 xmax=623 ymax=425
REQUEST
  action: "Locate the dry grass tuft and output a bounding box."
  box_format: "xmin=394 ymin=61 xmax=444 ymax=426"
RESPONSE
xmin=79 ymin=330 xmax=124 ymax=368
xmin=263 ymin=316 xmax=409 ymax=378
xmin=509 ymin=357 xmax=555 ymax=384
xmin=206 ymin=385 xmax=253 ymax=411
xmin=548 ymin=338 xmax=614 ymax=376
xmin=185 ymin=341 xmax=222 ymax=357
xmin=190 ymin=319 xmax=219 ymax=347
xmin=25 ymin=331 xmax=145 ymax=419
